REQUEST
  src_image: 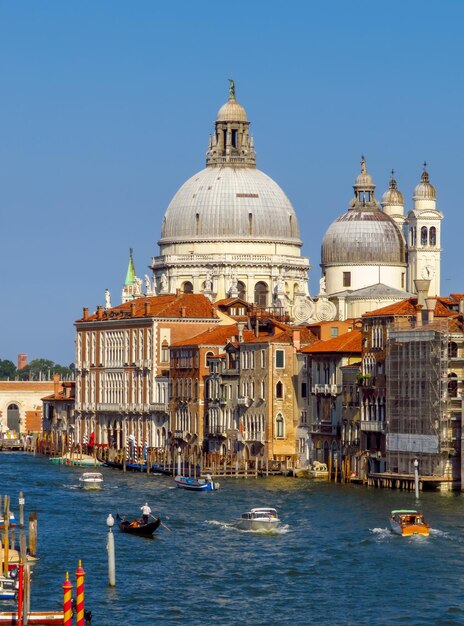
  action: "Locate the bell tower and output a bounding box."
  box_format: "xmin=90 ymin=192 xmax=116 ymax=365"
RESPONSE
xmin=406 ymin=165 xmax=443 ymax=296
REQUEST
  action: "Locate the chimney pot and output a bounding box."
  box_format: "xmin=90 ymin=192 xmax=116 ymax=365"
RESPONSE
xmin=83 ymin=307 xmax=89 ymax=320
xmin=144 ymin=301 xmax=151 ymax=316
xmin=130 ymin=302 xmax=136 ymax=317
xmin=97 ymin=305 xmax=103 ymax=320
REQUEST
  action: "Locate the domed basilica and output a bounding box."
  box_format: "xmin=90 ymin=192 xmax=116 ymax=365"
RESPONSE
xmin=149 ymin=81 xmax=318 ymax=323
xmin=123 ymin=83 xmax=443 ymax=323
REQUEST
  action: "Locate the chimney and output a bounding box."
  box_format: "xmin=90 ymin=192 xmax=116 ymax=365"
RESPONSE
xmin=82 ymin=307 xmax=89 ymax=320
xmin=425 ymin=297 xmax=437 ymax=323
xmin=237 ymin=322 xmax=245 ymax=342
xmin=293 ymin=329 xmax=301 ymax=350
xmin=415 ymin=304 xmax=423 ymax=327
xmin=459 ymin=299 xmax=464 ymax=316
xmin=17 ymin=353 xmax=28 ymax=370
xmin=180 ymin=306 xmax=187 ymax=318
xmin=414 ymin=279 xmax=431 ymax=308
xmin=176 ymin=288 xmax=182 ymax=297
xmin=255 ymin=319 xmax=259 ymax=338
xmin=97 ymin=305 xmax=103 ymax=320
xmin=144 ymin=301 xmax=151 ymax=317
xmin=130 ymin=302 xmax=136 ymax=317
xmin=53 ymin=373 xmax=60 ymax=397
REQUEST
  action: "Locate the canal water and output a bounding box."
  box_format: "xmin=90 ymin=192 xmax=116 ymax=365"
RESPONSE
xmin=1 ymin=453 xmax=464 ymax=626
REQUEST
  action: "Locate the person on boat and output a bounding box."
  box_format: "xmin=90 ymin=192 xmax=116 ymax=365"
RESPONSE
xmin=140 ymin=502 xmax=151 ymax=524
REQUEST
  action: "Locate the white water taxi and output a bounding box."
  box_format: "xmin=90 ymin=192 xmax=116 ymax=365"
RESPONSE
xmin=236 ymin=508 xmax=280 ymax=531
xmin=79 ymin=472 xmax=103 ymax=490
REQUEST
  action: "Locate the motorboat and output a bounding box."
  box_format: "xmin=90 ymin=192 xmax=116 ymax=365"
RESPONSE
xmin=174 ymin=475 xmax=219 ymax=492
xmin=50 ymin=453 xmax=104 ymax=467
xmin=79 ymin=472 xmax=103 ymax=490
xmin=389 ymin=510 xmax=430 ymax=537
xmin=0 ymin=572 xmax=18 ymax=600
xmin=236 ymin=508 xmax=280 ymax=531
xmin=0 ymin=512 xmax=16 ymax=530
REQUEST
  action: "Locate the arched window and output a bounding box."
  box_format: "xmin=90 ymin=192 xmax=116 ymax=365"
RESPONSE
xmin=276 ymin=381 xmax=284 ymax=399
xmin=275 ymin=414 xmax=284 ymax=438
xmin=409 ymin=227 xmax=414 ymax=246
xmin=161 ymin=340 xmax=169 ymax=363
xmin=429 ymin=226 xmax=436 ymax=246
xmin=421 ymin=226 xmax=428 ymax=246
xmin=448 ymin=342 xmax=458 ymax=359
xmin=182 ymin=281 xmax=193 ymax=294
xmin=7 ymin=404 xmax=20 ymax=432
xmin=254 ymin=281 xmax=268 ymax=307
xmin=448 ymin=373 xmax=458 ymax=398
xmin=205 ymin=351 xmax=214 ymax=368
xmin=237 ymin=281 xmax=246 ymax=300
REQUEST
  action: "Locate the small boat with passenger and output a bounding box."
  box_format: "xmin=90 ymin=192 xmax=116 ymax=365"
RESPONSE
xmin=389 ymin=509 xmax=430 ymax=537
xmin=174 ymin=474 xmax=219 ymax=492
xmin=79 ymin=472 xmax=103 ymax=490
xmin=236 ymin=508 xmax=280 ymax=531
xmin=115 ymin=513 xmax=161 ymax=537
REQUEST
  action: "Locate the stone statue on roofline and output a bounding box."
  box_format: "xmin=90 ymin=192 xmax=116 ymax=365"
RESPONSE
xmin=104 ymin=288 xmax=112 ymax=309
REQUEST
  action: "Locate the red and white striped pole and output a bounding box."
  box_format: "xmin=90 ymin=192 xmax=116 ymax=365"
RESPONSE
xmin=17 ymin=561 xmax=24 ymax=626
xmin=75 ymin=560 xmax=85 ymax=626
xmin=62 ymin=572 xmax=73 ymax=626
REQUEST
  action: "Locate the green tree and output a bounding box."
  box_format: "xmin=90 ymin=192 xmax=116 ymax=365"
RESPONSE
xmin=0 ymin=360 xmax=17 ymax=380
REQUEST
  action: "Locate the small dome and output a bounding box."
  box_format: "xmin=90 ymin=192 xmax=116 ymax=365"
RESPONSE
xmin=322 ymin=210 xmax=405 ymax=266
xmin=414 ymin=169 xmax=436 ymax=200
xmin=381 ymin=176 xmax=404 ymax=207
xmin=354 ymin=156 xmax=375 ymax=190
xmin=217 ymin=99 xmax=248 ymax=122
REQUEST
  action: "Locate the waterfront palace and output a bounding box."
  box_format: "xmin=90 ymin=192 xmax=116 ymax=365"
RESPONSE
xmin=31 ymin=84 xmax=464 ymax=489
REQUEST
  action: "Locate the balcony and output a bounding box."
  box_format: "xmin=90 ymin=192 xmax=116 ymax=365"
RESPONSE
xmin=206 ymin=426 xmax=227 ymax=437
xmin=360 ymin=420 xmax=385 ymax=432
xmin=174 ymin=430 xmax=189 ymax=440
xmin=96 ymin=403 xmax=122 ymax=412
xmin=237 ymin=396 xmax=252 ymax=407
xmin=311 ymin=423 xmax=336 ymax=435
xmin=312 ymin=384 xmax=341 ymax=396
xmin=243 ymin=431 xmax=265 ymax=443
xmin=149 ymin=402 xmax=168 ymax=413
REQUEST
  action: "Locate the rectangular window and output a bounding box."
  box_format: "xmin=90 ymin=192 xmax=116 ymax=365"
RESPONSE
xmin=275 ymin=349 xmax=284 ymax=368
xmin=343 ymin=272 xmax=351 ymax=287
xmin=301 ymin=382 xmax=307 ymax=398
xmin=330 ymin=327 xmax=339 ymax=338
xmin=261 ymin=350 xmax=265 ymax=368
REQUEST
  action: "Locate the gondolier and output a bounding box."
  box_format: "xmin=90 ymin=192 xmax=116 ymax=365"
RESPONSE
xmin=140 ymin=502 xmax=151 ymax=524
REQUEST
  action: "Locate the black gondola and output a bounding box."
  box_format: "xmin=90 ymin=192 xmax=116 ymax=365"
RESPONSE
xmin=116 ymin=513 xmax=161 ymax=537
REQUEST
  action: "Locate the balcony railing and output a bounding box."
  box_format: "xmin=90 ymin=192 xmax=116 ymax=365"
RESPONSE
xmin=311 ymin=423 xmax=336 ymax=435
xmin=237 ymin=396 xmax=252 ymax=407
xmin=360 ymin=420 xmax=385 ymax=432
xmin=149 ymin=402 xmax=169 ymax=413
xmin=312 ymin=384 xmax=341 ymax=396
xmin=206 ymin=426 xmax=227 ymax=437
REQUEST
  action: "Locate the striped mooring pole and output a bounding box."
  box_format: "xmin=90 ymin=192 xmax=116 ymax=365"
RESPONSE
xmin=62 ymin=572 xmax=73 ymax=626
xmin=75 ymin=560 xmax=86 ymax=626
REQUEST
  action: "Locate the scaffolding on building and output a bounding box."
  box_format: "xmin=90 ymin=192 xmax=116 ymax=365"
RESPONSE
xmin=386 ymin=318 xmax=451 ymax=477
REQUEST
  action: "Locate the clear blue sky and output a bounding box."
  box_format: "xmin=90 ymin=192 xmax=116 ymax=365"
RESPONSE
xmin=1 ymin=0 xmax=463 ymax=365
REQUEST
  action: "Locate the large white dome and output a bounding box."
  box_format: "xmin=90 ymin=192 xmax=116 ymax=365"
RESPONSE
xmin=159 ymin=165 xmax=302 ymax=245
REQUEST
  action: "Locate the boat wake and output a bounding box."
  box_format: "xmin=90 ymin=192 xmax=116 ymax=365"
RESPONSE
xmin=206 ymin=520 xmax=290 ymax=535
xmin=370 ymin=527 xmax=392 ymax=540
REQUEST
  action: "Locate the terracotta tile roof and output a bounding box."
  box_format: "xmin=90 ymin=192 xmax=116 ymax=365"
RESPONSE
xmin=243 ymin=325 xmax=317 ymax=346
xmin=214 ymin=297 xmax=251 ymax=307
xmin=363 ymin=297 xmax=456 ymax=319
xmin=301 ymin=330 xmax=362 ymax=354
xmin=450 ymin=293 xmax=464 ymax=301
xmin=171 ymin=324 xmax=241 ymax=348
xmin=78 ymin=293 xmax=219 ymax=322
